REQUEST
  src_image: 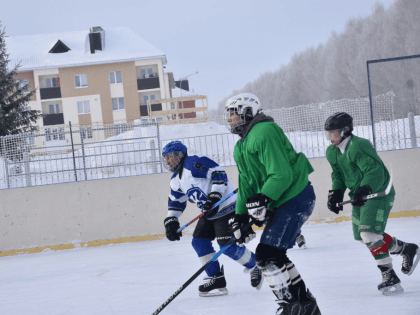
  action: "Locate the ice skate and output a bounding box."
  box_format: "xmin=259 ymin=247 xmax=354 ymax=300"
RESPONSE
xmin=300 ymin=290 xmax=321 ymax=315
xmin=275 ymin=288 xmax=321 ymax=315
xmin=199 ymin=265 xmax=228 ymax=297
xmin=275 ymin=288 xmax=300 ymax=315
xmin=377 ymin=265 xmax=404 ymax=296
xmin=296 ymin=233 xmax=307 ymax=249
xmin=244 ymin=265 xmax=264 ymax=290
xmin=401 ymin=243 xmax=420 ymax=275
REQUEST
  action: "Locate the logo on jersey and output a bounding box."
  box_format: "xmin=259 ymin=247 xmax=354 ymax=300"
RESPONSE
xmin=187 ymin=187 xmax=208 ymax=209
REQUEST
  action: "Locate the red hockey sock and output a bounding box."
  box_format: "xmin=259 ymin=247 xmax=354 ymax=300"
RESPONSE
xmin=368 ymin=233 xmax=393 ymax=259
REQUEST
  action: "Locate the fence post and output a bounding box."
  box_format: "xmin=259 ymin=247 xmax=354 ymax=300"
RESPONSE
xmin=69 ymin=121 xmax=78 ymax=181
xmin=2 ymin=136 xmax=10 ymax=189
xmin=151 ymin=139 xmax=157 ymax=174
xmin=23 ymin=151 xmax=31 ymax=187
xmin=80 ymin=133 xmax=88 ymax=180
xmin=156 ymin=122 xmax=162 ymax=173
xmin=366 ymin=61 xmax=377 ymax=149
xmin=408 ymin=112 xmax=417 ymax=148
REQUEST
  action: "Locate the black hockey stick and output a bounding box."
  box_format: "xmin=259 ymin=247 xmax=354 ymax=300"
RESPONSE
xmin=177 ymin=188 xmax=238 ymax=233
xmin=338 ymin=176 xmax=393 ymax=206
xmin=152 ymin=219 xmax=253 ymax=315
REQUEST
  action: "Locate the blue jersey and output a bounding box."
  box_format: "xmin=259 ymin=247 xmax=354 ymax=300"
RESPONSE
xmin=167 ymin=155 xmax=236 ymax=220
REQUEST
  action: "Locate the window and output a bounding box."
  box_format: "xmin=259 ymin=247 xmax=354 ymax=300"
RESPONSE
xmin=112 ymin=97 xmax=125 ymax=110
xmin=46 ymin=78 xmax=59 ymax=88
xmin=80 ymin=126 xmax=93 ymax=140
xmin=140 ymin=68 xmax=157 ymax=79
xmin=74 ymin=74 xmax=88 ymax=88
xmin=143 ymin=94 xmax=155 ymax=105
xmin=77 ymin=100 xmax=90 ymax=114
xmin=49 ymin=104 xmax=60 ymax=114
xmin=109 ymin=71 xmax=123 ymax=84
xmin=17 ymin=80 xmax=30 ymax=93
xmin=45 ymin=127 xmax=65 ymax=141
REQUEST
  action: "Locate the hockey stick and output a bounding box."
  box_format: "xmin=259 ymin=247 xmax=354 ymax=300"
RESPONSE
xmin=152 ymin=219 xmax=252 ymax=315
xmin=176 ymin=188 xmax=238 ymax=233
xmin=338 ymin=176 xmax=393 ymax=206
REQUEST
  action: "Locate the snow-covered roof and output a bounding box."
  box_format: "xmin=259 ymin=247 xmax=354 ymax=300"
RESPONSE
xmin=5 ymin=27 xmax=167 ymax=71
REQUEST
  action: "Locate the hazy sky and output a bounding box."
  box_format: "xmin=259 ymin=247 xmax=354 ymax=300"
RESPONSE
xmin=2 ymin=0 xmax=397 ymax=109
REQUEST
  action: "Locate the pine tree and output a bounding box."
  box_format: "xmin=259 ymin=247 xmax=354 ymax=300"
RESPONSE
xmin=0 ymin=22 xmax=42 ymax=159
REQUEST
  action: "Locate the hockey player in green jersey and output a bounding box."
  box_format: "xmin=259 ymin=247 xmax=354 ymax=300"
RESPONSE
xmin=325 ymin=112 xmax=419 ymax=296
xmin=226 ymin=93 xmax=321 ymax=315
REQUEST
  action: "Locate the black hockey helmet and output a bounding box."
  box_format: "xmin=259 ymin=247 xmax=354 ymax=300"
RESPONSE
xmin=325 ymin=112 xmax=353 ymax=131
xmin=324 ymin=112 xmax=353 ymax=140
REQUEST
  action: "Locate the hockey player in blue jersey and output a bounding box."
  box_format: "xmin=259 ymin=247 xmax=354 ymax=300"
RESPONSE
xmin=162 ymin=141 xmax=263 ymax=297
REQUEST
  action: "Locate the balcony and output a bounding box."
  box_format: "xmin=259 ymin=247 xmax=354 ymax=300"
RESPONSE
xmin=139 ymin=103 xmax=162 ymax=117
xmin=40 ymin=87 xmax=62 ymax=100
xmin=43 ymin=113 xmax=64 ymax=126
xmin=137 ymin=77 xmax=160 ymax=91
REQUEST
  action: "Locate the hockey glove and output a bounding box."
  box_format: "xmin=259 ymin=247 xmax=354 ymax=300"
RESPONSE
xmin=228 ymin=214 xmax=256 ymax=247
xmin=164 ymin=216 xmax=182 ymax=241
xmin=327 ymin=190 xmax=343 ymax=214
xmin=351 ymin=185 xmax=372 ymax=208
xmin=246 ymin=193 xmax=273 ymax=226
xmin=203 ymin=192 xmax=223 ymax=219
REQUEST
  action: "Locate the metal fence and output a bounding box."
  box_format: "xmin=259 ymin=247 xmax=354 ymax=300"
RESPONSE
xmin=1 ymin=92 xmax=419 ymax=190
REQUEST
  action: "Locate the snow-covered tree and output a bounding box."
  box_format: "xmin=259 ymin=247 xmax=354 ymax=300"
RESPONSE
xmin=0 ymin=22 xmax=41 ymax=158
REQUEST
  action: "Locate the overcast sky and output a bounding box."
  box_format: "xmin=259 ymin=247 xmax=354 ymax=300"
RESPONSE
xmin=2 ymin=0 xmax=397 ymax=109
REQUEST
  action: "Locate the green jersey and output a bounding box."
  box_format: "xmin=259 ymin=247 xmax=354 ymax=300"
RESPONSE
xmin=233 ymin=114 xmax=314 ymax=215
xmin=326 ymin=135 xmax=394 ymax=198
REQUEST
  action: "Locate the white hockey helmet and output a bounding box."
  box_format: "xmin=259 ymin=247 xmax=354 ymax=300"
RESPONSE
xmin=225 ymin=93 xmax=261 ymax=134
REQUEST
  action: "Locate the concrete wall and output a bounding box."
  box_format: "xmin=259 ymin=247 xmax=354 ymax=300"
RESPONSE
xmin=1 ymin=148 xmax=419 ymax=252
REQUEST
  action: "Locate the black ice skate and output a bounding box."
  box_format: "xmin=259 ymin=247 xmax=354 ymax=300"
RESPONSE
xmin=377 ymin=265 xmax=404 ymax=296
xmin=199 ymin=265 xmax=228 ymax=297
xmin=400 ymin=243 xmax=420 ymax=275
xmin=275 ymin=289 xmax=321 ymax=315
xmin=300 ymin=290 xmax=321 ymax=315
xmin=275 ymin=288 xmax=300 ymax=315
xmin=248 ymin=265 xmax=264 ymax=290
xmin=296 ymin=233 xmax=307 ymax=249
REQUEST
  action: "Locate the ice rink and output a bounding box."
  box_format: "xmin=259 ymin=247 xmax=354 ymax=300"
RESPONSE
xmin=1 ymin=216 xmax=419 ymax=315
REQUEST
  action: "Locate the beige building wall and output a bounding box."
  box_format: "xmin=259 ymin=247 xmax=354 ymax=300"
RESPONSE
xmin=110 ymin=84 xmax=124 ymax=98
xmin=16 ymin=71 xmax=37 ymax=102
xmin=59 ymin=61 xmax=139 ymax=124
xmin=113 ymin=110 xmax=127 ymax=122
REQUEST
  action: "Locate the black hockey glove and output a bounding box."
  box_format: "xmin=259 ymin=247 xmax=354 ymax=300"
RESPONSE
xmin=203 ymin=192 xmax=223 ymax=219
xmin=163 ymin=216 xmax=182 ymax=241
xmin=246 ymin=193 xmax=273 ymax=226
xmin=351 ymin=185 xmax=372 ymax=208
xmin=327 ymin=190 xmax=343 ymax=214
xmin=228 ymin=214 xmax=256 ymax=246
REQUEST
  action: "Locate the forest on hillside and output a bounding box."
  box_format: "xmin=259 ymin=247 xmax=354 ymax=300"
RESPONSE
xmin=216 ymin=0 xmax=420 ymax=118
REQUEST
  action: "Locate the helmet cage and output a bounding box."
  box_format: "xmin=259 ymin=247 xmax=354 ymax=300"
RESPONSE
xmin=224 ymin=107 xmax=252 ymax=133
xmin=163 ymin=151 xmax=185 ymax=172
xmin=224 ymin=93 xmax=260 ymax=134
xmin=325 ymin=127 xmax=350 ymax=141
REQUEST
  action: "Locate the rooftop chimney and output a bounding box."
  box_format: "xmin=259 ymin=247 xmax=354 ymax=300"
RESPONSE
xmin=89 ymin=26 xmax=105 ymax=54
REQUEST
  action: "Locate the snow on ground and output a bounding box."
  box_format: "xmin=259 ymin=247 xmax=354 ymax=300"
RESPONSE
xmin=1 ymin=217 xmax=419 ymax=315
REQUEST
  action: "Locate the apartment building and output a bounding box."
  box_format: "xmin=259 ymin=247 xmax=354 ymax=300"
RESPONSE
xmin=6 ymin=26 xmax=176 ymax=148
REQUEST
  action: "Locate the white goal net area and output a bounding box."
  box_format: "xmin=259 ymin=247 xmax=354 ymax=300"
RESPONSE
xmin=1 ymin=92 xmax=419 ymax=190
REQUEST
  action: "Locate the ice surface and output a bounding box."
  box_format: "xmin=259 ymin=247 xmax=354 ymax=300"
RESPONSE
xmin=1 ymin=217 xmax=419 ymax=315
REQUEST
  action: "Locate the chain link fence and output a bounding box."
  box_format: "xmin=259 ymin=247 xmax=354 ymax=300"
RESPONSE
xmin=1 ymin=92 xmax=418 ymax=190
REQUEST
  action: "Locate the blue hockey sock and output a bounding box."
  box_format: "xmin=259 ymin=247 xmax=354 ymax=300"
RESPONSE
xmin=220 ymin=243 xmax=256 ymax=269
xmin=192 ymin=237 xmax=220 ymax=277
